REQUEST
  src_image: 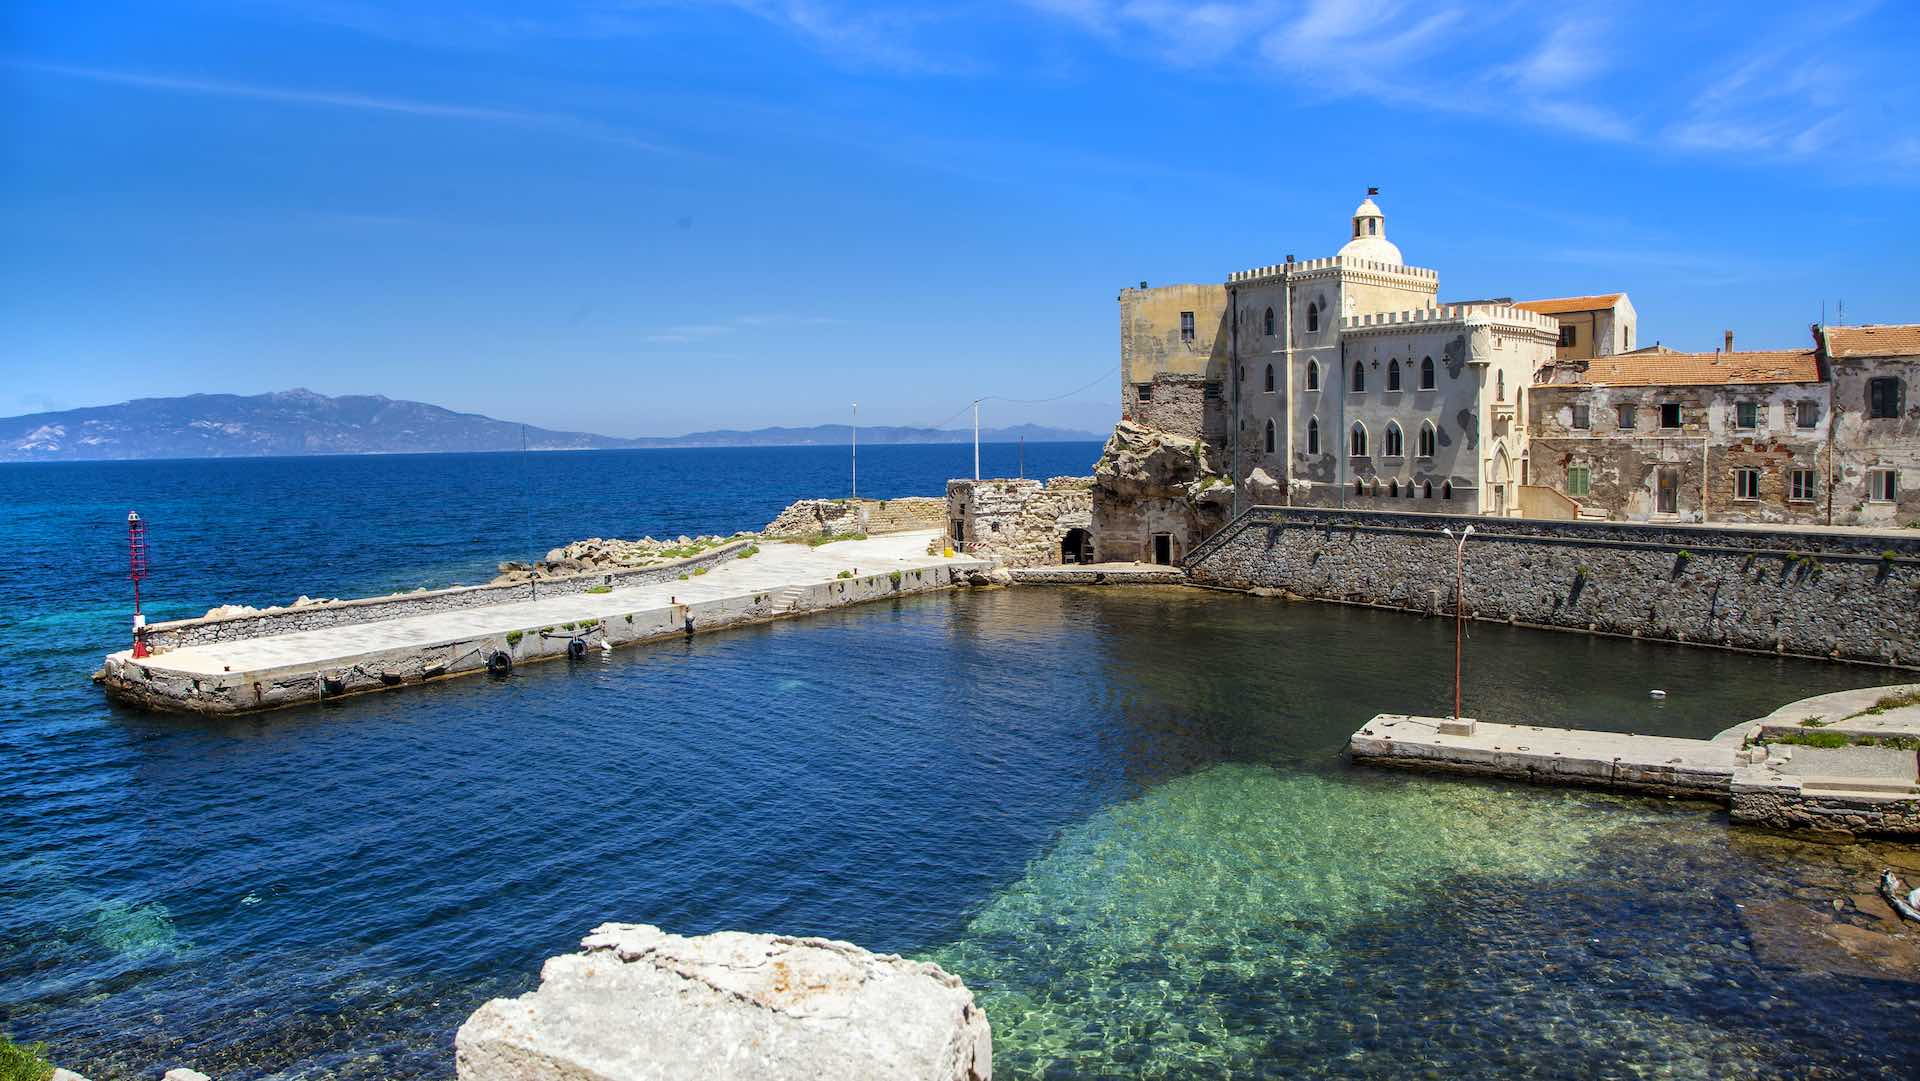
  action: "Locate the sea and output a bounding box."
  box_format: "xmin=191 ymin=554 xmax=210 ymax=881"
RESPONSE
xmin=3 ymin=443 xmax=1917 ymax=1080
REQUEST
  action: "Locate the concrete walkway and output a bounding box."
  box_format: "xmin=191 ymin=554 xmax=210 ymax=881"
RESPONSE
xmin=103 ymin=532 xmax=988 ymax=713
xmin=1350 ymin=714 xmax=1736 ymax=798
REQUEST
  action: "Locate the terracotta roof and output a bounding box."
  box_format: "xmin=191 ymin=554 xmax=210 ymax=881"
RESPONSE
xmin=1823 ymin=324 xmax=1920 ymax=358
xmin=1574 ymin=349 xmax=1819 ymax=387
xmin=1514 ymin=293 xmax=1625 ymax=316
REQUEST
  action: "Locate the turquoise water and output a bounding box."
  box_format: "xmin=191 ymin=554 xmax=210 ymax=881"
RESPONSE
xmin=2 ymin=447 xmax=1915 ymax=1079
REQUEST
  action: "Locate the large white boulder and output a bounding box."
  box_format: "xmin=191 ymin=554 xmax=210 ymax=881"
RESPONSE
xmin=456 ymin=923 xmax=991 ymax=1081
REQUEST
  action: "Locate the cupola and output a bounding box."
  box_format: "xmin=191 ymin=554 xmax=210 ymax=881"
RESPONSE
xmin=1337 ymin=188 xmax=1403 ymax=264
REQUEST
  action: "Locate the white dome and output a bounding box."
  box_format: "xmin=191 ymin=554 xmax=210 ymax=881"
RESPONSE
xmin=1338 ymin=194 xmax=1402 ymax=263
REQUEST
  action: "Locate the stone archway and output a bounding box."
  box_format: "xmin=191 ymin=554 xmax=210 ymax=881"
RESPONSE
xmin=1060 ymin=528 xmax=1092 ymax=564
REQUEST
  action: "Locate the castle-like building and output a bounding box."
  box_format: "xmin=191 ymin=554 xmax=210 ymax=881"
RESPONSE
xmin=1099 ymin=193 xmax=1920 ymax=564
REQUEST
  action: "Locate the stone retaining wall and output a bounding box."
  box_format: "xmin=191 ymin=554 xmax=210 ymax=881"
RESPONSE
xmin=1186 ymin=507 xmax=1920 ymax=667
xmin=142 ymin=540 xmax=756 ymax=652
xmin=760 ymin=497 xmax=946 ymax=538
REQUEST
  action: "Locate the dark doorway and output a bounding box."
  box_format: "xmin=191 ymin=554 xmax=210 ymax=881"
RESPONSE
xmin=1061 ymin=528 xmax=1092 ymax=564
xmin=1152 ymin=533 xmax=1173 ymax=565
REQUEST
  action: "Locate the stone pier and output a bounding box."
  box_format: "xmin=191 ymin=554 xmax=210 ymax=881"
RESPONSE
xmin=101 ymin=532 xmax=989 ymax=715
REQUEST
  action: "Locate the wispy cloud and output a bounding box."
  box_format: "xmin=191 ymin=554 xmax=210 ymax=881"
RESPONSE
xmin=645 ymin=312 xmax=840 ymax=343
xmin=704 ymin=1 xmax=975 ymax=75
xmin=8 ymin=59 xmax=677 ymax=152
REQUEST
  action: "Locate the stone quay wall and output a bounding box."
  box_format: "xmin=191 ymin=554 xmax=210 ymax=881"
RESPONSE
xmin=1731 ymin=781 xmax=1920 ymax=838
xmin=142 ymin=540 xmax=757 ymax=652
xmin=1185 ymin=507 xmax=1920 ymax=667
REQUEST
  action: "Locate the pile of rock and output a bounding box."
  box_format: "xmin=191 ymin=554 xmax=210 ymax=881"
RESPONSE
xmin=201 ymin=595 xmax=340 ymax=620
xmin=761 ymin=499 xmax=866 ymax=538
xmin=457 ymin=923 xmax=991 ymax=1081
xmin=491 ymin=534 xmax=743 ymax=584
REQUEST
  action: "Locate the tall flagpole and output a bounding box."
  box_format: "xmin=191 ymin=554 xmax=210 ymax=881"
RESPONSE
xmin=973 ymin=399 xmax=980 ymax=481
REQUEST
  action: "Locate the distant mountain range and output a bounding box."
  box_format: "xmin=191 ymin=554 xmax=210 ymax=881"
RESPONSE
xmin=0 ymin=389 xmax=1107 ymax=462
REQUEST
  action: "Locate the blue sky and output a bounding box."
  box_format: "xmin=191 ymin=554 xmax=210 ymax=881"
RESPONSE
xmin=3 ymin=1 xmax=1916 ymax=437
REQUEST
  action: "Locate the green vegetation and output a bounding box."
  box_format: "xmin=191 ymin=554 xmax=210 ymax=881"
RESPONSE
xmin=505 ymin=630 xmax=524 ymax=647
xmin=692 ymin=566 xmax=709 ymax=576
xmin=1797 ymin=715 xmax=1826 ymax=727
xmin=1769 ymin=730 xmax=1849 ymax=749
xmin=624 ymin=614 xmax=634 ymax=624
xmin=1574 ymin=564 xmax=1591 ymax=578
xmin=584 ymin=584 xmax=612 ymax=594
xmin=0 ymin=1032 xmax=55 ymax=1081
xmin=539 ymin=626 xmax=554 ymax=634
xmin=1883 ymin=549 xmax=1899 ymax=562
xmin=1846 ymin=689 xmax=1920 ymax=719
xmin=889 ymin=570 xmax=903 ymax=586
xmin=837 ymin=569 xmax=855 ymax=579
xmin=737 ymin=544 xmax=760 ymax=559
xmin=1675 ymin=549 xmax=1694 ymax=562
xmin=678 ymin=574 xmax=689 ymax=581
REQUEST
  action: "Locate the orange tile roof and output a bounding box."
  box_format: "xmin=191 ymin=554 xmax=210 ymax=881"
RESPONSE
xmin=1823 ymin=324 xmax=1920 ymax=358
xmin=1575 ymin=349 xmax=1820 ymax=387
xmin=1514 ymin=293 xmax=1625 ymax=316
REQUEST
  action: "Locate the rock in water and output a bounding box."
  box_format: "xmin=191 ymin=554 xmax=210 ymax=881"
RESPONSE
xmin=456 ymin=923 xmax=991 ymax=1081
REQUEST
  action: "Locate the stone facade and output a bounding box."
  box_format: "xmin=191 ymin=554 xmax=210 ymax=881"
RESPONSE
xmin=761 ymin=496 xmax=947 ymax=538
xmin=1821 ymin=324 xmax=1920 ymax=527
xmin=1089 ymin=421 xmax=1230 ymax=563
xmin=946 ymin=476 xmax=1093 ymax=567
xmin=1184 ymin=506 xmax=1920 ymax=668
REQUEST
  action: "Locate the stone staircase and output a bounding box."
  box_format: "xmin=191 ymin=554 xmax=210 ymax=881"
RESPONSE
xmin=776 ymin=585 xmax=808 ymax=612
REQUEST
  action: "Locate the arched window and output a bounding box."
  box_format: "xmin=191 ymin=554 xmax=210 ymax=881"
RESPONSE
xmin=1355 ymin=479 xmax=1366 ymax=496
xmin=1350 ymin=423 xmax=1368 ymax=457
xmin=1423 ymin=481 xmax=1433 ymax=499
xmin=1307 ymin=418 xmax=1320 ymax=454
xmin=1368 ymin=218 xmax=1377 ymax=235
xmin=1418 ymin=421 xmax=1436 ymax=458
xmin=1263 ymin=306 xmax=1275 ymax=336
xmin=1384 ymin=421 xmax=1403 ymax=457
xmin=1443 ymin=481 xmax=1454 ymax=500
xmin=1420 ymin=356 xmax=1435 ymax=390
xmin=1388 ymin=359 xmax=1402 ymax=391
xmin=1389 ymin=479 xmax=1399 ymax=498
xmin=1307 ymin=301 xmax=1320 ymax=334
xmin=1264 ymin=418 xmax=1275 ymax=453
xmin=1306 ymin=360 xmax=1319 ymax=390
xmin=1496 ymin=370 xmax=1506 ymax=401
xmin=1264 ymin=364 xmax=1275 ymax=393
xmin=1352 ymin=363 xmax=1366 ymax=393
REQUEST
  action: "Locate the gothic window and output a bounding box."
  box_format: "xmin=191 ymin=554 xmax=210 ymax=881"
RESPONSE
xmin=1389 ymin=479 xmax=1399 ymax=497
xmin=1307 ymin=418 xmax=1320 ymax=454
xmin=1350 ymin=423 xmax=1368 ymax=457
xmin=1263 ymin=307 xmax=1275 ymax=336
xmin=1264 ymin=364 xmax=1275 ymax=393
xmin=1496 ymin=370 xmax=1505 ymax=401
xmin=1264 ymin=419 xmax=1275 ymax=454
xmin=1423 ymin=480 xmax=1433 ymax=499
xmin=1307 ymin=301 xmax=1320 ymax=334
xmin=1443 ymin=481 xmax=1454 ymax=500
xmin=1306 ymin=360 xmax=1320 ymax=390
xmin=1355 ymin=479 xmax=1366 ymax=495
xmin=1385 ymin=421 xmax=1404 ymax=457
xmin=1388 ymin=359 xmax=1402 ymax=391
xmin=1417 ymin=421 xmax=1436 ymax=458
xmin=1420 ymin=356 xmax=1436 ymax=390
xmin=1352 ymin=363 xmax=1365 ymax=393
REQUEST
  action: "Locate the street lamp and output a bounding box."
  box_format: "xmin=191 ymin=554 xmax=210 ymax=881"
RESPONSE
xmin=851 ymin=402 xmax=858 ymax=500
xmin=1440 ymin=524 xmax=1474 ymax=721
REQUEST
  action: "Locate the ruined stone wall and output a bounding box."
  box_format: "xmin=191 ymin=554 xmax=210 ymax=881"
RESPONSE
xmin=1090 ymin=421 xmax=1230 ymax=563
xmin=1186 ymin=506 xmax=1920 ymax=667
xmin=760 ymin=497 xmax=945 ymax=538
xmin=947 ymin=476 xmax=1093 ymax=567
xmin=143 ymin=539 xmax=757 ymax=651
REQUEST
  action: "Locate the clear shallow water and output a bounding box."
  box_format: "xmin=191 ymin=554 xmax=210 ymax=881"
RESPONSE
xmin=2 ymin=446 xmax=1915 ymax=1080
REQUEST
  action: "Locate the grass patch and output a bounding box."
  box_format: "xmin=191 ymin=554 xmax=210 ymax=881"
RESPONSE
xmin=1770 ymin=730 xmax=1850 ymax=749
xmin=692 ymin=566 xmax=709 ymax=576
xmin=624 ymin=614 xmax=634 ymax=624
xmin=737 ymin=544 xmax=760 ymax=559
xmin=584 ymin=584 xmax=612 ymax=594
xmin=1798 ymin=715 xmax=1826 ymax=727
xmin=837 ymin=569 xmax=855 ymax=579
xmin=0 ymin=1032 xmax=55 ymax=1081
xmin=1845 ymin=689 xmax=1920 ymax=719
xmin=539 ymin=626 xmax=554 ymax=634
xmin=889 ymin=570 xmax=903 ymax=586
xmin=505 ymin=630 xmax=524 ymax=647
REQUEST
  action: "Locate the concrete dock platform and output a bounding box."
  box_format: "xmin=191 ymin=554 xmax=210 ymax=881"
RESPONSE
xmin=1350 ymin=714 xmax=1735 ymax=798
xmin=101 ymin=531 xmax=989 ymax=715
xmin=1006 ymin=563 xmax=1183 ymax=585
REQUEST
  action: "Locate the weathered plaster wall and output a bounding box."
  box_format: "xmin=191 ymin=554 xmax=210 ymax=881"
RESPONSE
xmin=1186 ymin=506 xmax=1920 ymax=667
xmin=1119 ymin=283 xmax=1229 ymax=428
xmin=1828 ymin=353 xmax=1920 ymax=526
xmin=947 ymin=476 xmax=1094 ymax=566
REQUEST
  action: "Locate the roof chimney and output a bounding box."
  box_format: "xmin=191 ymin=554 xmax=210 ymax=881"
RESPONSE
xmin=1139 ymin=281 xmax=1148 ymax=290
xmin=1724 ymin=329 xmax=1734 ymax=353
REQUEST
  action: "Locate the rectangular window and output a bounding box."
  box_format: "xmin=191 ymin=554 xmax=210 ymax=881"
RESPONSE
xmin=1180 ymin=311 xmax=1196 ymax=342
xmin=1735 ymin=401 xmax=1758 ymax=429
xmin=1870 ymin=470 xmax=1899 ymax=502
xmin=1796 ymin=400 xmax=1818 ymax=429
xmin=1789 ymin=468 xmax=1817 ymax=503
xmin=1660 ymin=403 xmax=1682 ymax=429
xmin=1135 ymin=383 xmax=1154 ymax=402
xmin=1616 ymin=404 xmax=1636 ymax=430
xmin=1566 ymin=465 xmax=1591 ymax=498
xmin=1558 ymin=324 xmax=1577 ymax=347
xmin=1734 ymin=468 xmax=1760 ymax=500
xmin=1869 ymin=377 xmax=1902 ymax=419
xmin=1571 ymin=403 xmax=1590 ymax=430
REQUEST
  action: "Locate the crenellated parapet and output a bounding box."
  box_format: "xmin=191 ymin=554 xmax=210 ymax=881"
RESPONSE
xmin=1341 ymin=303 xmax=1560 ymax=338
xmin=1227 ymin=255 xmax=1439 ymax=286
